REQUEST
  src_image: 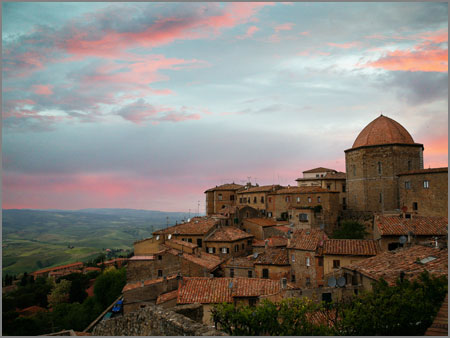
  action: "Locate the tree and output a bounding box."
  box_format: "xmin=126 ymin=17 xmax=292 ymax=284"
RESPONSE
xmin=48 ymin=279 xmax=72 ymax=308
xmin=58 ymin=273 xmax=90 ymax=304
xmin=332 ymin=220 xmax=368 ymax=239
xmin=94 ymin=267 xmax=126 ymax=308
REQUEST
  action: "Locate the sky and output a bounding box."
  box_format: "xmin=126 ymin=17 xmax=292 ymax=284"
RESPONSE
xmin=2 ymin=2 xmax=448 ymax=212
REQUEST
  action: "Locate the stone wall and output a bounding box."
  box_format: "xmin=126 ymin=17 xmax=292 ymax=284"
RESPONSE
xmin=127 ymin=253 xmax=181 ymax=283
xmin=92 ymin=304 xmax=226 ymax=336
xmin=287 ymin=249 xmax=322 ymax=288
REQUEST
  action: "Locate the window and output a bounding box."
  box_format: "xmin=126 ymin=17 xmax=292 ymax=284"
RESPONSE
xmin=158 ymin=255 xmax=162 ymax=260
xmin=388 ymin=242 xmax=403 ymax=251
xmin=289 ymin=214 xmax=292 ymax=219
xmin=242 ymin=243 xmax=245 ymax=250
xmin=188 ymin=238 xmax=192 ymax=243
xmin=408 ymin=160 xmax=412 ymax=171
xmin=218 ymin=193 xmax=223 ymax=201
xmin=230 ymin=268 xmax=234 ymax=278
xmin=239 ymin=198 xmax=243 ymax=203
xmin=230 ymin=195 xmax=235 ymax=201
xmin=308 ymin=197 xmax=312 ymax=203
xmin=248 ymin=270 xmax=253 ymax=278
xmin=326 ymin=184 xmax=331 ymax=190
xmin=299 ymin=213 xmax=308 ymax=222
xmin=234 ymin=244 xmax=239 ymax=252
xmin=318 ymin=257 xmax=323 ymax=267
xmin=285 ymin=196 xmax=290 ymax=202
xmin=333 ymin=260 xmax=340 ymax=268
xmin=377 ymin=162 xmax=382 ymax=175
xmin=423 ymin=180 xmax=429 ymax=189
xmin=316 ymin=174 xmax=320 ymax=178
xmin=317 ymin=196 xmax=321 ymax=203
xmin=197 ymin=239 xmax=202 ymax=248
xmin=342 ymin=184 xmax=346 ymax=192
xmin=379 ymin=193 xmax=383 ymax=203
xmin=208 ymin=247 xmax=216 ymax=254
xmin=291 ymin=254 xmax=295 ymax=262
xmin=405 ymin=181 xmax=411 ymax=190
xmin=221 ymin=247 xmax=229 ymax=254
xmin=306 ymin=257 xmax=310 ymax=267
xmin=157 ymin=269 xmax=163 ymax=277
xmin=291 ymin=274 xmax=296 ymax=282
xmin=249 ymin=298 xmax=257 ymax=307
xmin=247 ymin=239 xmax=252 ymax=246
xmin=253 ymin=197 xmax=257 ymax=203
xmin=261 ymin=196 xmax=264 ymax=203
xmin=413 ymin=202 xmax=418 ymax=211
xmin=262 ymin=269 xmax=269 ymax=279
xmin=296 ymin=197 xmax=300 ymax=203
xmin=268 ymin=197 xmax=272 ymax=203
xmin=247 ymin=198 xmax=251 ymax=203
xmin=322 ymin=293 xmax=332 ymax=303
xmin=268 ymin=212 xmax=272 ymax=218
xmin=306 ymin=277 xmax=311 ymax=285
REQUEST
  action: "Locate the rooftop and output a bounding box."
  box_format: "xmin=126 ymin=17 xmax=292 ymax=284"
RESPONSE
xmin=122 ymin=274 xmax=178 ymax=292
xmin=376 ymin=215 xmax=448 ymax=236
xmin=252 ymin=236 xmax=288 ymax=248
xmin=223 ymin=255 xmax=256 ymax=268
xmin=287 ymin=229 xmax=328 ymax=251
xmin=322 ymin=239 xmax=380 ymax=256
xmin=177 ymin=277 xmax=281 ymax=304
xmin=204 ymin=183 xmax=244 ymax=193
xmin=156 ymin=290 xmax=179 ymax=305
xmin=275 ymin=186 xmax=335 ymax=194
xmin=296 ymin=171 xmax=346 ymax=181
xmin=425 ymin=294 xmax=448 ymax=336
xmin=303 ymin=167 xmax=337 ymax=174
xmin=237 ymin=185 xmax=283 ymax=193
xmin=343 ymin=245 xmax=448 ymax=286
xmin=254 ymin=248 xmax=289 ymax=266
xmin=244 ymin=218 xmax=278 ymax=227
xmin=154 ymin=217 xmax=218 ymax=236
xmin=205 ymin=226 xmax=254 ymax=242
xmin=397 ymin=167 xmax=448 ymax=176
xmin=128 ymin=255 xmax=155 ymax=261
xmin=31 ymin=262 xmax=84 ymax=275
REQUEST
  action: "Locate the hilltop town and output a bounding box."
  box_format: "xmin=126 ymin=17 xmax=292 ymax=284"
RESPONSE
xmin=5 ymin=115 xmax=448 ymax=335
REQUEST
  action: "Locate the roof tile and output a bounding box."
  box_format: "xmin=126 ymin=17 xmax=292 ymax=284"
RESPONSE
xmin=287 ymin=229 xmax=328 ymax=251
xmin=377 ymin=216 xmax=448 ymax=236
xmin=323 ymin=239 xmax=380 ymax=256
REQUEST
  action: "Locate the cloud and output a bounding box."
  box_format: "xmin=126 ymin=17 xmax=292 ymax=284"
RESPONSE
xmin=274 ymin=22 xmax=295 ymax=32
xmin=237 ymin=25 xmax=259 ymax=39
xmin=32 ymin=84 xmax=53 ymax=95
xmin=327 ymin=42 xmax=359 ymax=49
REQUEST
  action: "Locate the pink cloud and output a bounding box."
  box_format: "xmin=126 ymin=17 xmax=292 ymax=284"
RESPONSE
xmin=159 ymin=112 xmax=202 ymax=123
xmin=274 ymin=22 xmax=295 ymax=33
xmin=327 ymin=41 xmax=359 ymax=49
xmin=32 ymin=84 xmax=54 ymax=96
xmin=237 ymin=25 xmax=259 ymax=39
xmin=418 ymin=29 xmax=448 ymax=44
xmin=299 ymin=31 xmax=310 ymax=36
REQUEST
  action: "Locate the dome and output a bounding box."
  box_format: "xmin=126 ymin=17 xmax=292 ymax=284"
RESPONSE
xmin=352 ymin=115 xmax=415 ymax=149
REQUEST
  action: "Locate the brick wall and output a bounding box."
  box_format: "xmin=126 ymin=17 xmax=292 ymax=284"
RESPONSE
xmin=288 ymin=249 xmax=322 ymax=288
xmin=127 ymin=254 xmax=181 ymax=283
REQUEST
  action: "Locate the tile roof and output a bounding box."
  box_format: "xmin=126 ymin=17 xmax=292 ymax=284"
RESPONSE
xmin=156 ymin=290 xmax=179 ymax=305
xmin=343 ymin=245 xmax=448 ymax=286
xmin=180 ymin=251 xmax=223 ymax=271
xmin=274 ymin=186 xmax=335 ymax=194
xmin=398 ymin=167 xmax=448 ymax=176
xmin=322 ymin=239 xmax=380 ymax=256
xmin=217 ymin=205 xmax=238 ymax=215
xmin=254 ymin=248 xmax=289 ymax=266
xmin=167 ymin=238 xmax=198 ymax=249
xmin=252 ymin=236 xmax=288 ymax=247
xmin=245 ymin=218 xmax=278 ymax=227
xmin=205 ymin=226 xmax=254 ymax=242
xmin=18 ymin=305 xmax=47 ymax=316
xmin=303 ymin=167 xmax=337 ymax=173
xmin=128 ymin=255 xmax=155 ymax=261
xmin=376 ymin=216 xmax=448 ymax=236
xmin=223 ymin=255 xmax=256 ymax=268
xmin=154 ymin=217 xmax=218 ymax=236
xmin=31 ymin=262 xmax=84 ymax=276
xmin=425 ymin=294 xmax=448 ymax=336
xmin=84 ymin=267 xmax=101 ymax=271
xmin=237 ymin=185 xmax=283 ymax=193
xmin=287 ymin=229 xmax=328 ymax=251
xmin=273 ymin=225 xmax=291 ymax=233
xmin=177 ymin=277 xmax=281 ymax=304
xmin=204 ymin=183 xmax=244 ymax=193
xmin=122 ymin=274 xmax=178 ymax=292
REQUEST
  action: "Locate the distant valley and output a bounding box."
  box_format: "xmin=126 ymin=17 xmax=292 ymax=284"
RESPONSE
xmin=2 ymin=208 xmax=193 ymax=276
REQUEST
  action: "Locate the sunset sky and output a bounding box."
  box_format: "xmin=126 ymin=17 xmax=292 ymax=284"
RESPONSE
xmin=3 ymin=2 xmax=448 ymax=212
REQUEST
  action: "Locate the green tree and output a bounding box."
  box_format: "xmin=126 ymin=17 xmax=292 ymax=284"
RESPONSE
xmin=48 ymin=279 xmax=72 ymax=308
xmin=93 ymin=267 xmax=126 ymax=308
xmin=332 ymin=220 xmax=368 ymax=239
xmin=58 ymin=273 xmax=90 ymax=304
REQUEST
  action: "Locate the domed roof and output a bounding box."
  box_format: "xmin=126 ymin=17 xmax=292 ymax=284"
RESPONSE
xmin=352 ymin=115 xmax=415 ymax=149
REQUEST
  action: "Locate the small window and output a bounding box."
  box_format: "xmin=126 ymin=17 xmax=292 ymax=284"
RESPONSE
xmin=218 ymin=194 xmax=223 ymax=201
xmin=408 ymin=160 xmax=412 ymax=171
xmin=405 ymin=181 xmax=411 ymax=190
xmin=268 ymin=197 xmax=272 ymax=203
xmin=296 ymin=197 xmax=300 ymax=203
xmin=268 ymin=212 xmax=272 ymax=218
xmin=247 ymin=198 xmax=251 ymax=203
xmin=285 ymin=196 xmax=290 ymax=202
xmin=316 ymin=174 xmax=320 ymax=178
xmin=379 ymin=193 xmax=383 ymax=203
xmin=261 ymin=196 xmax=264 ymax=203
xmin=262 ymin=269 xmax=269 ymax=279
xmin=158 ymin=255 xmax=162 ymax=260
xmin=342 ymin=184 xmax=346 ymax=193
xmin=322 ymin=293 xmax=332 ymax=303
xmin=289 ymin=214 xmax=292 ymax=219
xmin=239 ymin=198 xmax=243 ymax=203
xmin=299 ymin=213 xmax=308 ymax=221
xmin=291 ymin=254 xmax=295 ymax=262
xmin=221 ymin=247 xmax=229 ymax=254
xmin=306 ymin=277 xmax=311 ymax=285
xmin=188 ymin=238 xmax=192 ymax=243
xmin=291 ymin=274 xmax=296 ymax=282
xmin=413 ymin=202 xmax=418 ymax=211
xmin=230 ymin=268 xmax=234 ymax=278
xmin=308 ymin=197 xmax=312 ymax=203
xmin=249 ymin=298 xmax=257 ymax=307
xmin=318 ymin=257 xmax=323 ymax=266
xmin=157 ymin=269 xmax=163 ymax=277
xmin=242 ymin=243 xmax=245 ymax=250
xmin=317 ymin=196 xmax=321 ymax=203
xmin=208 ymin=247 xmax=216 ymax=254
xmin=234 ymin=244 xmax=239 ymax=252
xmin=253 ymin=197 xmax=257 ymax=203
xmin=423 ymin=180 xmax=429 ymax=189
xmin=326 ymin=184 xmax=331 ymax=190
xmin=248 ymin=270 xmax=253 ymax=278
xmin=333 ymin=260 xmax=340 ymax=268
xmin=377 ymin=162 xmax=382 ymax=175
xmin=197 ymin=239 xmax=202 ymax=248
xmin=306 ymin=257 xmax=310 ymax=267
xmin=230 ymin=195 xmax=235 ymax=201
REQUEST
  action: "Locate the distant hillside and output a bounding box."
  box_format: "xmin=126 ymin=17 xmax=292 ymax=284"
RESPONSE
xmin=2 ymin=208 xmax=192 ymax=277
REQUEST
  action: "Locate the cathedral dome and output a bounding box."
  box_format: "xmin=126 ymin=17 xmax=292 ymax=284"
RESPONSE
xmin=352 ymin=115 xmax=415 ymax=149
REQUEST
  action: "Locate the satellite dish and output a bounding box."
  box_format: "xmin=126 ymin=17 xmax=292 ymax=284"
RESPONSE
xmin=156 ymin=235 xmax=160 ymax=240
xmin=337 ymin=276 xmax=346 ymax=287
xmin=399 ymin=235 xmax=407 ymax=244
xmin=253 ymin=252 xmax=259 ymax=259
xmin=168 ymin=234 xmax=172 ymax=240
xmin=327 ymin=276 xmax=336 ymax=288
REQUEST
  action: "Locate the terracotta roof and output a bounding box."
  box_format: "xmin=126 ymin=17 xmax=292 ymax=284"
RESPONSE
xmin=177 ymin=277 xmax=281 ymax=304
xmin=255 ymin=248 xmax=289 ymax=265
xmin=273 ymin=225 xmax=291 ymax=233
xmin=31 ymin=262 xmax=84 ymax=276
xmin=166 ymin=238 xmax=198 ymax=249
xmin=275 ymin=186 xmax=335 ymax=194
xmin=376 ymin=216 xmax=448 ymax=236
xmin=351 ymin=115 xmax=419 ymax=149
xmin=223 ymin=256 xmax=256 ymax=268
xmin=217 ymin=205 xmax=238 ymax=215
xmin=128 ymin=255 xmax=155 ymax=261
xmin=180 ymin=251 xmax=223 ymax=271
xmin=122 ymin=274 xmax=178 ymax=292
xmin=97 ymin=258 xmax=128 ymax=266
xmin=156 ymin=290 xmax=179 ymax=305
xmin=84 ymin=267 xmax=101 ymax=272
xmin=398 ymin=167 xmax=448 ymax=176
xmin=18 ymin=305 xmax=47 ymax=316
xmin=287 ymin=229 xmax=328 ymax=251
xmin=343 ymin=245 xmax=448 ymax=286
xmin=204 ymin=183 xmax=244 ymax=193
xmin=322 ymin=239 xmax=380 ymax=256
xmin=425 ymin=294 xmax=448 ymax=336
xmin=205 ymin=226 xmax=254 ymax=242
xmin=245 ymin=218 xmax=278 ymax=227
xmin=154 ymin=217 xmax=218 ymax=236
xmin=303 ymin=167 xmax=337 ymax=174
xmin=237 ymin=185 xmax=283 ymax=193
xmin=252 ymin=236 xmax=288 ymax=247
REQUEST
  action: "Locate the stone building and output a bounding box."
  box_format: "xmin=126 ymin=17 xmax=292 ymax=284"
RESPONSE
xmin=253 ymin=248 xmax=290 ymax=281
xmin=236 ymin=184 xmax=284 ymax=215
xmin=345 ymin=115 xmax=424 ymax=213
xmin=286 ymin=229 xmax=328 ymax=288
xmin=242 ymin=218 xmax=280 ymax=240
xmin=296 ymin=168 xmax=347 ymax=209
xmin=31 ymin=262 xmax=84 ymax=279
xmin=222 ymin=256 xmax=256 ymax=278
xmin=204 ymin=226 xmax=254 ymax=258
xmin=215 ymin=205 xmax=260 ymax=227
xmin=252 ymin=236 xmax=288 ymax=254
xmin=321 ymin=239 xmax=380 ymax=276
xmin=205 ymin=183 xmax=244 ymax=215
xmin=373 ymin=214 xmax=448 ymax=251
xmin=397 ymin=167 xmax=448 ymax=217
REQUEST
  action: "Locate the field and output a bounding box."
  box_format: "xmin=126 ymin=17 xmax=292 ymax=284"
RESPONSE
xmin=2 ymin=208 xmax=188 ymax=277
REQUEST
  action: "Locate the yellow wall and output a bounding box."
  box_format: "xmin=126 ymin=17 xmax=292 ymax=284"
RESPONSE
xmin=323 ymin=254 xmax=370 ymax=275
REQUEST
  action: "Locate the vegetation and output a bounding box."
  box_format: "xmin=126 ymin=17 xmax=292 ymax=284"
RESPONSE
xmin=2 ymin=267 xmax=127 ymax=335
xmin=212 ymin=271 xmax=447 ymax=336
xmin=331 ymin=220 xmax=368 ymax=239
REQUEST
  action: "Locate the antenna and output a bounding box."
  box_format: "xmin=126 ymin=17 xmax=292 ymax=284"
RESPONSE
xmin=327 ymin=276 xmax=336 ymax=288
xmin=337 ymin=276 xmax=346 ymax=287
